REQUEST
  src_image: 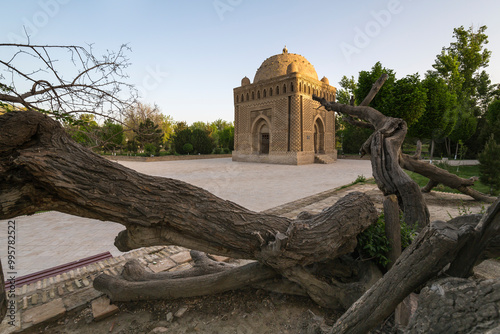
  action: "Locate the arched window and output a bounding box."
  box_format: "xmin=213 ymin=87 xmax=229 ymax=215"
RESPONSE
xmin=246 ymin=93 xmax=249 ymax=101
xmin=236 ymin=95 xmax=239 ymax=103
xmin=283 ymin=84 xmax=287 ymax=94
xmin=276 ymin=86 xmax=279 ymax=95
xmin=270 ymin=87 xmax=273 ymax=96
xmin=257 ymin=91 xmax=261 ymax=99
xmin=308 ymin=86 xmax=310 ymax=95
xmin=241 ymin=94 xmax=244 ymax=101
xmin=299 ymin=82 xmax=302 ymax=92
xmin=252 ymin=91 xmax=255 ymax=100
xmin=291 ymin=82 xmax=294 ymax=92
xmin=263 ymin=89 xmax=267 ymax=98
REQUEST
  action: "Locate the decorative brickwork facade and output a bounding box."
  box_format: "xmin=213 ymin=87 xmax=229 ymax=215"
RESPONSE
xmin=232 ymin=47 xmax=337 ymax=165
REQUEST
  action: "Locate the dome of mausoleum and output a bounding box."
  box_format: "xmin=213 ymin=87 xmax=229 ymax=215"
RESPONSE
xmin=253 ymin=47 xmax=319 ymax=83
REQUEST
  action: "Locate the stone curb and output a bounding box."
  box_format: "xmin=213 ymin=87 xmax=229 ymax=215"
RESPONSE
xmin=262 ymin=180 xmax=376 ymax=216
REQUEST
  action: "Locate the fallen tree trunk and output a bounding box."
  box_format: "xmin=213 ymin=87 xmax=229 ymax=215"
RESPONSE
xmin=401 ymin=153 xmax=495 ymax=203
xmin=329 ymin=197 xmax=500 ymax=334
xmin=0 ymin=109 xmax=379 ymax=310
xmin=405 ymin=277 xmax=500 ymax=333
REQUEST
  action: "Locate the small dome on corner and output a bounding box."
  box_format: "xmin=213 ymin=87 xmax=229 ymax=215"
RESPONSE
xmin=321 ymin=76 xmax=329 ymax=85
xmin=241 ymin=76 xmax=251 ymax=86
xmin=286 ymin=62 xmax=298 ymax=74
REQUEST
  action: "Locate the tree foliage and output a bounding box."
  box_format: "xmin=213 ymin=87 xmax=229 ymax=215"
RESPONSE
xmin=478 ymin=135 xmax=500 ymax=195
xmin=100 ymin=120 xmax=124 ymax=152
xmin=432 ymin=25 xmax=493 ymax=155
xmin=433 ymin=25 xmax=491 ymax=104
xmin=410 ymin=72 xmax=457 ymax=140
xmin=336 ymin=75 xmax=357 ymax=104
xmin=173 ymin=128 xmax=193 ymax=154
xmin=135 ymin=118 xmax=163 ymax=155
xmin=190 ymin=128 xmax=214 ymax=154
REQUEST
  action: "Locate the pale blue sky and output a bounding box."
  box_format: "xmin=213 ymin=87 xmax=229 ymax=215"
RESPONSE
xmin=2 ymin=0 xmax=500 ymax=124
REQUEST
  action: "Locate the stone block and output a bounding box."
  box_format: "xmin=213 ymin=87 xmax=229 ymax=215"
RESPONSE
xmin=22 ymin=298 xmax=65 ymax=325
xmin=208 ymin=255 xmax=231 ymax=262
xmin=170 ymin=251 xmax=192 ymax=264
xmin=92 ymin=296 xmax=119 ymax=321
xmin=63 ymin=287 xmax=102 ymax=312
xmin=149 ymin=258 xmax=176 ymax=273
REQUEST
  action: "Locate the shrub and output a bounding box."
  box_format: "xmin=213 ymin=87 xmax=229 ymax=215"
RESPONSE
xmin=190 ymin=128 xmax=214 ymax=154
xmin=182 ymin=143 xmax=193 ymax=154
xmin=173 ymin=128 xmax=192 ymax=154
xmin=478 ymin=135 xmax=500 ymax=195
xmin=144 ymin=143 xmax=158 ymax=156
xmin=356 ymin=213 xmax=416 ymax=269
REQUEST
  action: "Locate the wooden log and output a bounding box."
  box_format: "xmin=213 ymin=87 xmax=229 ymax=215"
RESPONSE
xmin=384 ymin=194 xmax=401 ymax=270
xmin=94 ymin=262 xmax=278 ymax=302
xmin=329 ymin=219 xmax=475 ymax=334
xmin=405 ymin=277 xmax=500 ymax=333
xmin=447 ymin=196 xmax=500 ymax=277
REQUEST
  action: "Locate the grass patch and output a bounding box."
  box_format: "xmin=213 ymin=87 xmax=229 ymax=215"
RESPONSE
xmin=405 ymin=164 xmax=491 ymax=195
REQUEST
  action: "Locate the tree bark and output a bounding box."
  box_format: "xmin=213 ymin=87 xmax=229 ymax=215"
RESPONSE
xmin=405 ymin=277 xmax=500 ymax=333
xmin=329 ymin=199 xmax=500 ymax=334
xmin=0 ymin=109 xmax=379 ymax=309
xmin=400 ymin=154 xmax=495 ymax=203
xmin=313 ymin=96 xmax=430 ymax=228
xmin=384 ymin=195 xmax=401 ymax=269
xmin=329 ymin=218 xmax=476 ymax=334
xmin=0 ymin=261 xmax=6 ymax=323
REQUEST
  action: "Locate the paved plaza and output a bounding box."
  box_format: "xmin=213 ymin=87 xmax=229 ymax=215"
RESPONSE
xmin=1 ymin=158 xmax=372 ymax=277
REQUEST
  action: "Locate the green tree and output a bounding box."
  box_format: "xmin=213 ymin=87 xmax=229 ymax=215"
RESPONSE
xmin=100 ymin=120 xmax=124 ymax=152
xmin=336 ymin=75 xmax=357 ymax=104
xmin=390 ymin=73 xmax=427 ymax=127
xmin=433 ymin=25 xmax=491 ymax=102
xmin=173 ymin=128 xmax=192 ymax=154
xmin=124 ymin=103 xmax=171 ymax=147
xmin=160 ymin=115 xmax=175 ymax=148
xmin=191 ymin=121 xmax=210 ymax=132
xmin=144 ymin=143 xmax=158 ymax=156
xmin=410 ymin=72 xmax=457 ymax=158
xmin=433 ymin=25 xmax=493 ymax=156
xmin=182 ymin=143 xmax=193 ymax=154
xmin=478 ymin=135 xmax=500 ymax=195
xmin=173 ymin=121 xmax=188 ymax=134
xmin=66 ymin=114 xmax=100 ymax=147
xmin=341 ymin=62 xmax=397 ymax=154
xmin=135 ymin=118 xmax=163 ymax=155
xmin=479 ymin=99 xmax=500 ymax=149
xmin=190 ymin=128 xmax=214 ymax=154
xmin=355 ymin=62 xmax=396 ymax=110
xmin=355 ymin=62 xmax=426 ymax=125
xmin=219 ymin=125 xmax=234 ymax=151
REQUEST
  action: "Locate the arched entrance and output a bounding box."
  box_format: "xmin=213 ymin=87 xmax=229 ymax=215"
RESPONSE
xmin=251 ymin=118 xmax=271 ymax=154
xmin=314 ymin=118 xmax=325 ymax=154
xmin=259 ymin=123 xmax=270 ymax=154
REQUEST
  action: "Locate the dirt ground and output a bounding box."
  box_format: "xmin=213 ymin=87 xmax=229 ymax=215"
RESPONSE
xmin=26 ymin=190 xmax=486 ymax=334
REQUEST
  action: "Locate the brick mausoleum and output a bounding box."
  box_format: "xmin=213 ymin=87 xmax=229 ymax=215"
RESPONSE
xmin=232 ymin=47 xmax=337 ymax=165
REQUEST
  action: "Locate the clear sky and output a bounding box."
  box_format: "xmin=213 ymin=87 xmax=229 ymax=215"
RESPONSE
xmin=1 ymin=0 xmax=500 ymax=124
